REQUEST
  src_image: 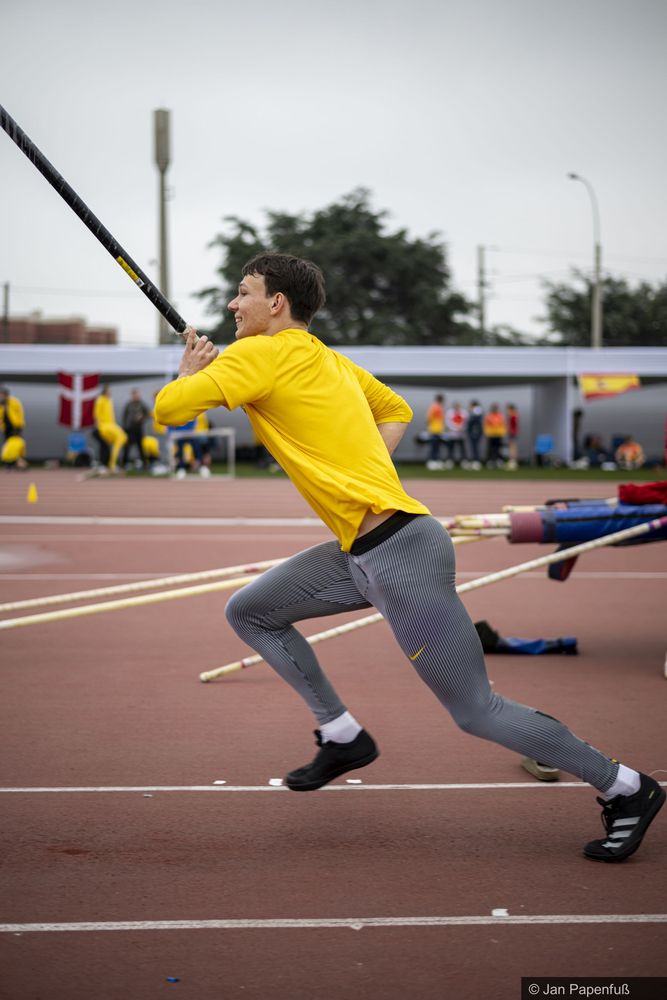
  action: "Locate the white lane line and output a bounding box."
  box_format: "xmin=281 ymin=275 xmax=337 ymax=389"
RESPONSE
xmin=0 ymin=532 xmax=328 ymax=543
xmin=2 ymin=914 xmax=666 ymax=933
xmin=3 ymin=781 xmax=665 ymax=794
xmin=2 ymin=570 xmax=665 ymax=581
xmin=455 ymin=571 xmax=667 ymax=580
xmin=0 ymin=516 xmax=324 ymax=527
xmin=0 ymin=573 xmax=188 ymax=581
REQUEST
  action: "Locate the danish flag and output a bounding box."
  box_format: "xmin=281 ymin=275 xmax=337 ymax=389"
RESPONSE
xmin=57 ymin=371 xmax=100 ymax=428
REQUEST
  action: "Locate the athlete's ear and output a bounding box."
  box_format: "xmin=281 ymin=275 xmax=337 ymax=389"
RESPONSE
xmin=270 ymin=291 xmax=286 ymax=314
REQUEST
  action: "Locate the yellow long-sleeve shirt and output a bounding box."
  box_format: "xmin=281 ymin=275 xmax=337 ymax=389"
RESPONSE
xmin=156 ymin=328 xmax=429 ymax=550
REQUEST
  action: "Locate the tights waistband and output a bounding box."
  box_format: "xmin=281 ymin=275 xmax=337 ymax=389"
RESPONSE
xmin=350 ymin=511 xmax=422 ymax=556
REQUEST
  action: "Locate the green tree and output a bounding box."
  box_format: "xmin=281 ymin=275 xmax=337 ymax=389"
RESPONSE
xmin=197 ymin=189 xmax=472 ymax=345
xmin=542 ymin=270 xmax=667 ymax=346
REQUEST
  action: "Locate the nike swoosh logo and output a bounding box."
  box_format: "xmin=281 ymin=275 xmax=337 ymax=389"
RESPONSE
xmin=409 ymin=645 xmax=426 ymax=661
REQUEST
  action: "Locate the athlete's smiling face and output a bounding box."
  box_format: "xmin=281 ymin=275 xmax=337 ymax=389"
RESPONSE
xmin=228 ymin=273 xmax=274 ymax=339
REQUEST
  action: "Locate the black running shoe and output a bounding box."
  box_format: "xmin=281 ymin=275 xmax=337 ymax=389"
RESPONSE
xmin=584 ymin=773 xmax=665 ymax=863
xmin=285 ymin=729 xmax=379 ymax=792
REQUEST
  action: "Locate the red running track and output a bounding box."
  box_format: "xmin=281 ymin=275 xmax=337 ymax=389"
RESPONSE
xmin=0 ymin=471 xmax=666 ymax=999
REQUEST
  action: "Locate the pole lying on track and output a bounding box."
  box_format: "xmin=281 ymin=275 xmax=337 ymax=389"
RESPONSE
xmin=199 ymin=514 xmax=667 ymax=682
xmin=0 ymin=558 xmax=286 ymax=614
xmin=0 ymin=536 xmax=485 ymax=629
xmin=0 ymin=575 xmax=259 ymax=631
xmin=0 ymin=526 xmax=489 ymax=615
xmin=0 ymin=104 xmax=189 ymax=338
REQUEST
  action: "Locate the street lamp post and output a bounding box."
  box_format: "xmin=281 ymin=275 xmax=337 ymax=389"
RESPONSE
xmin=567 ymin=172 xmax=603 ymax=349
xmin=154 ymin=109 xmax=172 ymax=346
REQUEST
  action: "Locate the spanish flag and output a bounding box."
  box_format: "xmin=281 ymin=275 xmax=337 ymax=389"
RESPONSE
xmin=578 ymin=374 xmax=640 ymax=400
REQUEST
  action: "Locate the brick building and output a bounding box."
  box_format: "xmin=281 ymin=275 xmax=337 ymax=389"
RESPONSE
xmin=3 ymin=314 xmax=117 ymax=345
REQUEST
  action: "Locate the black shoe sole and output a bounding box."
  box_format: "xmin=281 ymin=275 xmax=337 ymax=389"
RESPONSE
xmin=286 ymin=749 xmax=379 ymax=792
xmin=583 ymin=785 xmax=665 ymax=863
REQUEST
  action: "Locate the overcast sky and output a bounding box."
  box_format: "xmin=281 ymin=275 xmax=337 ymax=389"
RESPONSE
xmin=2 ymin=0 xmax=666 ymax=347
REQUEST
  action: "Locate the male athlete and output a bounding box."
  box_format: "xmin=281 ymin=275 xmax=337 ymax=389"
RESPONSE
xmin=155 ymin=252 xmax=664 ymax=863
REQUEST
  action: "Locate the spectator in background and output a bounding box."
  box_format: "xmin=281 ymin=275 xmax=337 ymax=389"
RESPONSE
xmin=1 ymin=434 xmax=28 ymax=468
xmin=0 ymin=386 xmax=25 ymax=440
xmin=171 ymin=419 xmax=203 ymax=479
xmin=583 ymin=433 xmax=610 ymax=468
xmin=483 ymin=403 xmax=506 ymax=467
xmin=444 ymin=400 xmax=467 ymax=467
xmin=139 ymin=434 xmax=161 ymax=468
xmin=151 ymin=391 xmax=169 ymax=464
xmin=466 ymin=400 xmax=484 ymax=469
xmin=253 ymin=429 xmax=281 ymax=472
xmin=572 ymin=408 xmax=584 ymax=462
xmin=425 ymin=393 xmax=446 ymax=470
xmin=121 ymin=388 xmax=150 ymax=469
xmin=614 ymin=434 xmax=645 ymax=471
xmin=0 ymin=386 xmax=28 ymax=469
xmin=506 ymin=403 xmax=519 ymax=470
xmin=195 ymin=411 xmax=212 ymax=478
xmin=93 ymin=385 xmax=127 ymax=474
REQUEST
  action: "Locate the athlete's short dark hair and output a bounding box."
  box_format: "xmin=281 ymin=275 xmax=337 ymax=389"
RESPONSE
xmin=241 ymin=252 xmax=326 ymax=325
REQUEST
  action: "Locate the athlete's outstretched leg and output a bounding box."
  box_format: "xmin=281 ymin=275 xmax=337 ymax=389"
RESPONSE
xmin=352 ymin=515 xmax=619 ymax=793
xmin=225 ymin=540 xmax=370 ymax=724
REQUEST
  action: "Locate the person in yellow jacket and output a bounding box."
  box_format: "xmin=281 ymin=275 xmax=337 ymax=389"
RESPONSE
xmin=0 ymin=386 xmax=25 ymax=437
xmin=0 ymin=386 xmax=28 ymax=468
xmin=93 ymin=385 xmax=127 ymax=473
xmin=153 ymin=252 xmax=664 ymax=864
xmin=195 ymin=411 xmax=213 ymax=477
xmin=150 ymin=390 xmax=170 ymax=464
xmin=1 ymin=434 xmax=28 ymax=467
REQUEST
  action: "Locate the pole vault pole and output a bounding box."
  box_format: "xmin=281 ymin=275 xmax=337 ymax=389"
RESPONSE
xmin=0 ymin=104 xmax=191 ymax=339
xmin=199 ymin=513 xmax=667 ymax=681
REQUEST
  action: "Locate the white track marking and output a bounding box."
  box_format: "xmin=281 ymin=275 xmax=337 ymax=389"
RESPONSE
xmin=0 ymin=532 xmax=330 ymax=543
xmin=2 ymin=570 xmax=665 ymax=582
xmin=1 ymin=781 xmax=665 ymax=794
xmin=1 ymin=914 xmax=666 ymax=933
xmin=0 ymin=515 xmax=325 ymax=527
xmin=0 ymin=573 xmax=188 ymax=581
xmin=457 ymin=571 xmax=667 ymax=581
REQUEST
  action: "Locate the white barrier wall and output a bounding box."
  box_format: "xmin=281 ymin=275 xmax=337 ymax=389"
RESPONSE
xmin=1 ymin=344 xmax=665 ymax=464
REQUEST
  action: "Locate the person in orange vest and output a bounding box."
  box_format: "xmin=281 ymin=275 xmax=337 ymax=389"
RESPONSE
xmin=483 ymin=403 xmax=506 ymax=467
xmin=614 ymin=435 xmax=645 ymax=470
xmin=425 ymin=393 xmax=445 ymax=470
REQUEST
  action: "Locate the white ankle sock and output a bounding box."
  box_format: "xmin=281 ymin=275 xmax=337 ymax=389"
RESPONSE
xmin=320 ymin=711 xmax=362 ymax=744
xmin=604 ymin=763 xmax=641 ymax=799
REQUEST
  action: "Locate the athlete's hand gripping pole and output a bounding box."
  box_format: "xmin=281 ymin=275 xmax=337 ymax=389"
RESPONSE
xmin=178 ymin=327 xmax=218 ymax=375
